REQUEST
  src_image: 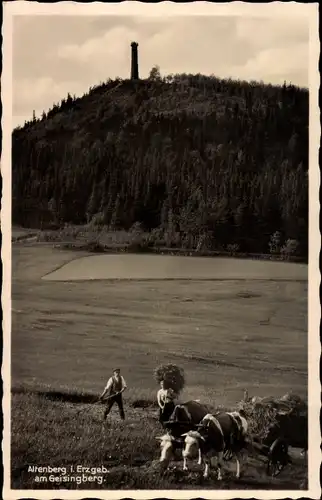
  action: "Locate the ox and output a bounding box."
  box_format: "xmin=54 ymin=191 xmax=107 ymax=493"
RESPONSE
xmin=156 ymin=400 xmax=209 ymax=468
xmin=182 ymin=411 xmax=248 ymax=479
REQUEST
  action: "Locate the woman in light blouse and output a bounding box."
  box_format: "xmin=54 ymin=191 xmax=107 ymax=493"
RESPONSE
xmin=157 ymin=380 xmax=178 ymax=423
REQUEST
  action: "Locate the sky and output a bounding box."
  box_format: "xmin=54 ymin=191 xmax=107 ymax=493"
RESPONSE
xmin=12 ymin=9 xmax=311 ymax=129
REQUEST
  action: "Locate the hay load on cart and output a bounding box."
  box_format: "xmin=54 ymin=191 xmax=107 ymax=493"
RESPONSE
xmin=236 ymin=391 xmax=308 ymax=477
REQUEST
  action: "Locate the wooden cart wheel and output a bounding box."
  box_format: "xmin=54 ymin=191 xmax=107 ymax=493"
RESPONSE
xmin=267 ymin=438 xmax=289 ymax=477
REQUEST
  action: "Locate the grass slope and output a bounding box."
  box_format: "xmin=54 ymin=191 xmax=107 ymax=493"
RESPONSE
xmin=11 ymin=391 xmax=307 ymax=490
xmin=11 ymin=245 xmax=308 ymax=489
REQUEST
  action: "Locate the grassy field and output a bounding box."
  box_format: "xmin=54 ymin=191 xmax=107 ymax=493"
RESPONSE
xmin=11 ymin=244 xmax=308 ymax=490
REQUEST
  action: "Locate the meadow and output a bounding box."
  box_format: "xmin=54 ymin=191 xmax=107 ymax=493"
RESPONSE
xmin=11 ymin=243 xmax=308 ymax=490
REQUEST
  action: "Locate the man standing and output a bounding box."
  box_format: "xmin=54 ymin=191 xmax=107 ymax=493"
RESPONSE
xmin=99 ymin=368 xmax=127 ymax=421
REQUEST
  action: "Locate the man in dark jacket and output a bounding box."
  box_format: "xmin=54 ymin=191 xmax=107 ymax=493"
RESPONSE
xmin=99 ymin=368 xmax=127 ymax=421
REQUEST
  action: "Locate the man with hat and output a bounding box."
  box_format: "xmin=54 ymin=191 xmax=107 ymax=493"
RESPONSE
xmin=99 ymin=368 xmax=127 ymax=421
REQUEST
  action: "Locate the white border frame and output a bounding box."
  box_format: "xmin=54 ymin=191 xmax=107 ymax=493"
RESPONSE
xmin=2 ymin=2 xmax=320 ymax=499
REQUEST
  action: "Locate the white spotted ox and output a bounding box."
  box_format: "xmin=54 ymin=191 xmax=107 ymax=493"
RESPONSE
xmin=157 ymin=432 xmax=203 ymax=468
xmin=156 ymin=400 xmax=209 ymax=468
xmin=182 ymin=411 xmax=249 ymax=479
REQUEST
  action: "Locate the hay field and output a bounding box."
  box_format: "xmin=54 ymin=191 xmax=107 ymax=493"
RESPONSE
xmin=11 ymin=245 xmax=308 ymax=490
xmin=42 ymin=253 xmax=307 ymax=281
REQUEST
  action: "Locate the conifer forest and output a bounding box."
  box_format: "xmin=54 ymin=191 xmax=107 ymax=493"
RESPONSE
xmin=12 ymin=72 xmax=309 ymax=259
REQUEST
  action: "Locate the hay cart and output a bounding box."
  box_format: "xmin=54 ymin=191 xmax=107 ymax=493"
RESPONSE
xmin=236 ymin=393 xmax=308 ymax=477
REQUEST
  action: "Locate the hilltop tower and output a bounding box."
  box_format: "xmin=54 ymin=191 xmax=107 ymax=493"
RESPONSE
xmin=131 ymin=42 xmax=139 ymax=80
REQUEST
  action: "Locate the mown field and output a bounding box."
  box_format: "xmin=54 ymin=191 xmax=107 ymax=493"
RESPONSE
xmin=11 ymin=244 xmax=308 ymax=490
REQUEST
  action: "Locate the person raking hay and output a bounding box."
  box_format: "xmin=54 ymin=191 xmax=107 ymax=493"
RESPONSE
xmin=99 ymin=368 xmax=127 ymax=421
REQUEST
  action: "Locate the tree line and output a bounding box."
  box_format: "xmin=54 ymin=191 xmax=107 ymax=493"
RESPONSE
xmin=12 ymin=70 xmax=309 ymax=259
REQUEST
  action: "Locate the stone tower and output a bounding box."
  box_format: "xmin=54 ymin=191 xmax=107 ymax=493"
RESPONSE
xmin=131 ymin=42 xmax=139 ymax=80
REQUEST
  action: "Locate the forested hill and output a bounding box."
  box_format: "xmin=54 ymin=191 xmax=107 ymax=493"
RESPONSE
xmin=12 ymin=73 xmax=309 ymax=258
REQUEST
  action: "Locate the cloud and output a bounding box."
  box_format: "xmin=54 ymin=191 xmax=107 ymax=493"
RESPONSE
xmin=56 ymin=24 xmax=141 ymax=82
xmin=235 ymin=15 xmax=309 ymax=49
xmin=238 ymin=43 xmax=308 ymax=86
xmin=13 ymin=76 xmax=85 ymax=119
xmin=54 ymin=17 xmax=243 ymax=78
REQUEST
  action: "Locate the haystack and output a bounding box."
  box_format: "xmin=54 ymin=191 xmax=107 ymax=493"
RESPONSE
xmin=154 ymin=363 xmax=185 ymax=394
xmin=237 ymin=391 xmax=308 ymax=441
